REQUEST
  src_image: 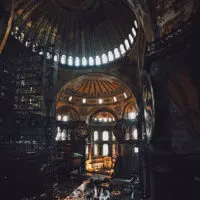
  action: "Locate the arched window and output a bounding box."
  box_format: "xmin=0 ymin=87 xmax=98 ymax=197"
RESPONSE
xmin=94 ymin=144 xmax=98 ymax=156
xmin=108 ymin=51 xmax=114 ymax=61
xmin=82 ymin=98 xmax=86 ymax=104
xmin=75 ymin=57 xmax=80 ymax=67
xmin=46 ymin=52 xmax=51 ymax=59
xmin=54 ymin=55 xmax=58 ymax=62
xmin=20 ymin=33 xmax=24 ymax=42
xmin=102 ymin=131 xmax=109 ymax=141
xmin=57 ymin=115 xmax=61 ymax=121
xmin=94 ymin=131 xmax=98 ymax=141
xmin=134 ymin=147 xmax=139 ymax=153
xmin=95 ymin=55 xmax=101 ymax=66
xmin=119 ymin=44 xmax=126 ymax=55
xmin=128 ymin=112 xmax=136 ymax=120
xmin=89 ymin=57 xmax=94 ymax=66
xmin=61 ymin=130 xmax=66 ymax=141
xmin=129 ymin=34 xmax=134 ymax=44
xmin=98 ymin=98 xmax=103 ymax=104
xmin=132 ymin=27 xmax=136 ymax=37
xmin=114 ymin=48 xmax=120 ymax=59
xmin=82 ymin=57 xmax=87 ymax=66
xmin=103 ymin=144 xmax=109 ymax=156
xmin=68 ymin=56 xmax=73 ymax=66
xmin=134 ymin=20 xmax=138 ymax=29
xmin=86 ymin=145 xmax=88 ymax=156
xmin=61 ymin=55 xmax=66 ymax=64
xmin=113 ymin=96 xmax=117 ymax=102
xmin=112 ymin=132 xmax=116 ymax=141
xmin=62 ymin=115 xmax=68 ymax=122
xmin=102 ymin=54 xmax=108 ymax=64
xmin=124 ymin=39 xmax=130 ymax=50
xmin=132 ymin=128 xmax=138 ymax=140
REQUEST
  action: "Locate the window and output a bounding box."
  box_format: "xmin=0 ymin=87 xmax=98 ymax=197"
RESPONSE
xmin=113 ymin=96 xmax=117 ymax=102
xmin=103 ymin=144 xmax=109 ymax=156
xmin=61 ymin=55 xmax=66 ymax=64
xmin=108 ymin=51 xmax=114 ymax=61
xmin=62 ymin=115 xmax=68 ymax=122
xmin=89 ymin=57 xmax=94 ymax=66
xmin=61 ymin=130 xmax=66 ymax=141
xmin=94 ymin=144 xmax=98 ymax=156
xmin=103 ymin=118 xmax=108 ymax=122
xmin=82 ymin=98 xmax=86 ymax=104
xmin=20 ymin=33 xmax=25 ymax=42
xmin=134 ymin=20 xmax=138 ymax=29
xmin=112 ymin=133 xmax=116 ymax=141
xmin=46 ymin=52 xmax=51 ymax=59
xmin=82 ymin=57 xmax=87 ymax=66
xmin=95 ymin=56 xmax=101 ymax=66
xmin=102 ymin=131 xmax=109 ymax=141
xmin=98 ymin=98 xmax=103 ymax=104
xmin=128 ymin=112 xmax=136 ymax=120
xmin=134 ymin=147 xmax=139 ymax=153
xmin=102 ymin=54 xmax=108 ymax=64
xmin=114 ymin=48 xmax=120 ymax=59
xmin=21 ymin=80 xmax=25 ymax=86
xmin=120 ymin=44 xmax=126 ymax=55
xmin=75 ymin=57 xmax=80 ymax=67
xmin=124 ymin=39 xmax=130 ymax=50
xmin=133 ymin=129 xmax=138 ymax=140
xmin=68 ymin=56 xmax=73 ymax=66
xmin=98 ymin=118 xmax=103 ymax=122
xmin=94 ymin=131 xmax=98 ymax=141
xmin=54 ymin=55 xmax=58 ymax=62
xmin=132 ymin=27 xmax=136 ymax=37
xmin=57 ymin=115 xmax=61 ymax=121
xmin=55 ymin=127 xmax=61 ymax=141
xmin=69 ymin=96 xmax=72 ymax=101
xmin=129 ymin=34 xmax=134 ymax=44
xmin=86 ymin=145 xmax=88 ymax=156
xmin=124 ymin=92 xmax=127 ymax=98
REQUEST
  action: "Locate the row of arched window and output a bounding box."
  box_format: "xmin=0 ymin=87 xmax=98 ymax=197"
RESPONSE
xmin=11 ymin=21 xmax=138 ymax=67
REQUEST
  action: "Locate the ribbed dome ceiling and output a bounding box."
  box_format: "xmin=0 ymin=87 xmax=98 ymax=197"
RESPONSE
xmin=57 ymin=73 xmax=134 ymax=105
xmin=12 ymin=0 xmax=138 ymax=67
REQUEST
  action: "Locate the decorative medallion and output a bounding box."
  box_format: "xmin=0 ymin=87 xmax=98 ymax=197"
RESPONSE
xmin=113 ymin=122 xmax=126 ymax=139
xmin=142 ymin=71 xmax=155 ymax=143
xmin=74 ymin=123 xmax=89 ymax=138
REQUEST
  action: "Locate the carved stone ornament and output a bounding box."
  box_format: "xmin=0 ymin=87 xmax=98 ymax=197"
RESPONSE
xmin=74 ymin=123 xmax=89 ymax=138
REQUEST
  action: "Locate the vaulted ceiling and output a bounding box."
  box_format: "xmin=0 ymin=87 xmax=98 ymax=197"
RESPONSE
xmin=11 ymin=0 xmax=138 ymax=67
xmin=57 ymin=73 xmax=134 ymax=105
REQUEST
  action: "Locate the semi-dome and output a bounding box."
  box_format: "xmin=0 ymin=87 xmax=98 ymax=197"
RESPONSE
xmin=11 ymin=0 xmax=138 ymax=67
xmin=57 ymin=73 xmax=135 ymax=105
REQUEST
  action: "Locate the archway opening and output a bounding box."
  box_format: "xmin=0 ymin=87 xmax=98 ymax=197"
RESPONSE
xmin=56 ymin=73 xmax=138 ymax=175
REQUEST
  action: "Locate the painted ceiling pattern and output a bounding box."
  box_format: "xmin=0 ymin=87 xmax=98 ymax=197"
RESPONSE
xmin=58 ymin=74 xmax=131 ymax=98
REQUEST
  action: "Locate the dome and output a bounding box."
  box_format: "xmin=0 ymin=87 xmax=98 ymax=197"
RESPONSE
xmin=57 ymin=73 xmax=135 ymax=105
xmin=11 ymin=0 xmax=138 ymax=67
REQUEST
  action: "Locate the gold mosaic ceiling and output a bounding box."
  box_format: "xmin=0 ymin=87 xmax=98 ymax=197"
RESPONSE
xmin=57 ymin=73 xmax=135 ymax=105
